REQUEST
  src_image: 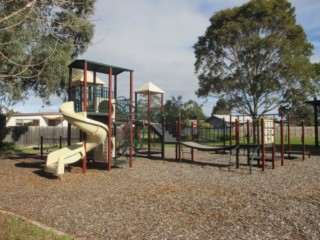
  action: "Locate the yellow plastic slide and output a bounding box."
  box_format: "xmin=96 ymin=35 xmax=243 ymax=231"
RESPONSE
xmin=45 ymin=101 xmax=108 ymax=176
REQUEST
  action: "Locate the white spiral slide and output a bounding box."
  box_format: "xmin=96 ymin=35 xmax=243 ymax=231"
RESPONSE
xmin=45 ymin=101 xmax=108 ymax=176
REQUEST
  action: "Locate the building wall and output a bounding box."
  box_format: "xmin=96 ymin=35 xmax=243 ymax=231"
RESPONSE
xmin=6 ymin=116 xmax=47 ymax=127
xmin=6 ymin=115 xmax=68 ymax=127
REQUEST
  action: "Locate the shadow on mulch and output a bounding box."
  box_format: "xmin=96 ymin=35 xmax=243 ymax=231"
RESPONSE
xmin=2 ymin=152 xmax=42 ymax=161
xmin=140 ymin=153 xmax=231 ymax=170
xmin=33 ymin=170 xmax=59 ymax=179
xmin=0 ymin=152 xmax=60 ymax=179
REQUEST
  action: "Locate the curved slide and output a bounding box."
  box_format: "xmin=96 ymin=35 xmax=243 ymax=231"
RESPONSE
xmin=45 ymin=101 xmax=108 ymax=176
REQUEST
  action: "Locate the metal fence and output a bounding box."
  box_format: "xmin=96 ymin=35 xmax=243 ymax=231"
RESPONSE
xmin=3 ymin=125 xmax=318 ymax=147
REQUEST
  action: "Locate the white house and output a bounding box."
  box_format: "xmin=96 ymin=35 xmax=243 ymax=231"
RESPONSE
xmin=206 ymin=115 xmax=252 ymax=127
xmin=6 ymin=112 xmax=68 ymax=127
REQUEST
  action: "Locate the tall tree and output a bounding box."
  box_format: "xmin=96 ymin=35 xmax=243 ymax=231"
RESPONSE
xmin=183 ymin=99 xmax=206 ymax=120
xmin=0 ymin=0 xmax=96 ymax=108
xmin=194 ymin=0 xmax=316 ymax=122
xmin=164 ymin=96 xmax=206 ymax=134
xmin=212 ymin=98 xmax=232 ymax=115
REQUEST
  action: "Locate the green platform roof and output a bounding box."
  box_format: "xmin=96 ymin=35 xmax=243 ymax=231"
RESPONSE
xmin=68 ymin=59 xmax=133 ymax=76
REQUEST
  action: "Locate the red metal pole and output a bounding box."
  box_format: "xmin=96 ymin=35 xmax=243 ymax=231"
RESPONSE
xmin=191 ymin=122 xmax=194 ymax=161
xmin=280 ymin=114 xmax=284 ymax=166
xmin=178 ymin=114 xmax=182 ymax=163
xmin=129 ymin=71 xmax=134 ymax=168
xmin=148 ymin=91 xmax=151 ymax=158
xmin=82 ymin=61 xmax=88 ymax=174
xmin=107 ymin=67 xmax=113 ymax=171
xmin=288 ymin=115 xmax=291 ymax=151
xmin=236 ymin=119 xmax=239 ymax=168
xmin=223 ymin=118 xmax=226 ymax=148
xmin=197 ymin=118 xmax=200 ymax=142
xmin=272 ymin=119 xmax=275 ymax=169
xmin=229 ymin=114 xmax=232 ymax=147
xmin=261 ymin=118 xmax=265 ymax=171
xmin=67 ymin=68 xmax=72 ymax=147
xmin=302 ymin=120 xmax=305 ymax=160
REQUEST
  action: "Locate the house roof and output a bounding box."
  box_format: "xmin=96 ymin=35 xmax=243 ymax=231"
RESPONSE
xmin=42 ymin=114 xmax=63 ymax=120
xmin=11 ymin=112 xmax=61 ymax=117
xmin=135 ymin=82 xmax=165 ymax=94
xmin=208 ymin=115 xmax=252 ymax=123
xmin=6 ymin=112 xmax=63 ymax=122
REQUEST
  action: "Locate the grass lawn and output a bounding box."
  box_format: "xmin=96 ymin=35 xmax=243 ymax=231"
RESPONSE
xmin=0 ymin=212 xmax=72 ymax=240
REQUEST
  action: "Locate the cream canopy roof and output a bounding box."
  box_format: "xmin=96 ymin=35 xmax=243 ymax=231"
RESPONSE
xmin=135 ymin=82 xmax=165 ymax=95
xmin=72 ymin=72 xmax=105 ymax=86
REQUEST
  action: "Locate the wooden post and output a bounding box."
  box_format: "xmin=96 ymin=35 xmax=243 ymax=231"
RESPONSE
xmin=41 ymin=136 xmax=43 ymax=160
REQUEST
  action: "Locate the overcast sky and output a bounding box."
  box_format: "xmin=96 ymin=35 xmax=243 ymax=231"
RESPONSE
xmin=14 ymin=0 xmax=320 ymax=115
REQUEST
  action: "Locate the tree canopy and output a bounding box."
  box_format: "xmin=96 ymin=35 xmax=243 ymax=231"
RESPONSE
xmin=164 ymin=95 xmax=206 ymax=134
xmin=194 ymin=0 xmax=317 ymax=120
xmin=0 ymin=0 xmax=96 ymax=108
xmin=211 ymin=98 xmax=232 ymax=116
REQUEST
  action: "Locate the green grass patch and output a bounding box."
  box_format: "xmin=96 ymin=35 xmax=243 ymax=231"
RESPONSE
xmin=0 ymin=142 xmax=22 ymax=155
xmin=0 ymin=215 xmax=72 ymax=240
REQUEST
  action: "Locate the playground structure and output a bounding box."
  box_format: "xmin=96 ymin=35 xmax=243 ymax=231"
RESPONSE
xmin=134 ymin=82 xmax=176 ymax=158
xmin=44 ymin=59 xmax=135 ymax=176
xmin=43 ymin=59 xmax=312 ymax=177
xmin=44 ymin=59 xmax=172 ymax=177
xmin=176 ymin=113 xmax=311 ymax=174
xmin=45 ymin=101 xmax=108 ymax=177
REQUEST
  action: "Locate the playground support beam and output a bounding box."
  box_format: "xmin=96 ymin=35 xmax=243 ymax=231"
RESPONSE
xmin=235 ymin=119 xmax=240 ymax=168
xmin=191 ymin=122 xmax=195 ymax=161
xmin=82 ymin=61 xmax=88 ymax=174
xmin=107 ymin=67 xmax=113 ymax=172
xmin=67 ymin=67 xmax=72 ymax=147
xmin=302 ymin=120 xmax=305 ymax=160
xmin=280 ymin=117 xmax=284 ymax=166
xmin=147 ymin=91 xmax=151 ymax=158
xmin=261 ymin=118 xmax=265 ymax=171
xmin=178 ymin=114 xmax=182 ymax=163
xmin=161 ymin=92 xmax=164 ymax=159
xmin=129 ymin=71 xmax=134 ymax=168
xmin=272 ymin=119 xmax=276 ymax=169
xmin=229 ymin=115 xmax=232 ymax=148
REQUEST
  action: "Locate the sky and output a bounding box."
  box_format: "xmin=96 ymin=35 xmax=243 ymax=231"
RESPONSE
xmin=13 ymin=0 xmax=320 ymax=115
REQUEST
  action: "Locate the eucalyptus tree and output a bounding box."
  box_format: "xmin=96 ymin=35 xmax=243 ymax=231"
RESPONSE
xmin=211 ymin=98 xmax=232 ymax=115
xmin=194 ymin=0 xmax=316 ymax=139
xmin=164 ymin=96 xmax=206 ymax=134
xmin=0 ymin=0 xmax=96 ymax=108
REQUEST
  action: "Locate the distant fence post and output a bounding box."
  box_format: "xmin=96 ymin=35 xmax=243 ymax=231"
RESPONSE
xmin=40 ymin=136 xmax=43 ymax=160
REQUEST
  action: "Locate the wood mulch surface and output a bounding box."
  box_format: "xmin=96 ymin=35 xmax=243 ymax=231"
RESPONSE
xmin=0 ymin=148 xmax=319 ymax=239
